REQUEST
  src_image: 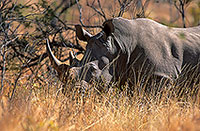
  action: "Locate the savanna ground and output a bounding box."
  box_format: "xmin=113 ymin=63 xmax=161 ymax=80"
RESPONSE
xmin=0 ymin=0 xmax=200 ymax=130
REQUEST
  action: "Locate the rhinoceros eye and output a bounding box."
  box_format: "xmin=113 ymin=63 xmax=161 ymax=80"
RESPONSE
xmin=94 ymin=40 xmax=106 ymax=49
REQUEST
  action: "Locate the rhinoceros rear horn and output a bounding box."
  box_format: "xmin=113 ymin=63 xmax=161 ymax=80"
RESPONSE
xmin=46 ymin=39 xmax=70 ymax=76
xmin=103 ymin=19 xmax=114 ymax=36
xmin=75 ymin=25 xmax=92 ymax=41
xmin=69 ymin=51 xmax=80 ymax=66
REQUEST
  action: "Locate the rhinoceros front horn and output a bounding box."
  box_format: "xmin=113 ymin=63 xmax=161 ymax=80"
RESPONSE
xmin=46 ymin=39 xmax=70 ymax=82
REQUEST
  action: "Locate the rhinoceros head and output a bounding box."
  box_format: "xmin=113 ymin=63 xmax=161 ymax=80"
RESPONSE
xmin=46 ymin=19 xmax=120 ymax=84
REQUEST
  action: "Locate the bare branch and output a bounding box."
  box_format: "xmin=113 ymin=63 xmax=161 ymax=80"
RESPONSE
xmin=173 ymin=0 xmax=192 ymax=28
xmin=118 ymin=0 xmax=128 ymax=17
xmin=76 ymin=0 xmax=102 ymax=29
xmin=9 ymin=70 xmax=22 ymax=100
xmin=0 ymin=47 xmax=6 ymax=95
xmin=86 ymin=0 xmax=107 ymax=20
xmin=97 ymin=0 xmax=106 ymax=20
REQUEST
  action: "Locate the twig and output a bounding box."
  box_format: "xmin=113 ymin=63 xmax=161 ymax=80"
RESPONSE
xmin=118 ymin=0 xmax=128 ymax=17
xmin=76 ymin=0 xmax=102 ymax=29
xmin=86 ymin=0 xmax=107 ymax=20
xmin=173 ymin=0 xmax=188 ymax=28
xmin=97 ymin=0 xmax=106 ymax=20
xmin=9 ymin=70 xmax=23 ymax=100
xmin=0 ymin=47 xmax=6 ymax=95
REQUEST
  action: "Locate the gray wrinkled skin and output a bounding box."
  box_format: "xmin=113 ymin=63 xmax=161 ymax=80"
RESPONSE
xmin=48 ymin=17 xmax=200 ymax=86
xmin=72 ymin=17 xmax=200 ymax=85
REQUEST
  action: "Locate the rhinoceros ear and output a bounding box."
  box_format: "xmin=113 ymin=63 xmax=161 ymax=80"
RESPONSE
xmin=75 ymin=25 xmax=92 ymax=41
xmin=103 ymin=19 xmax=114 ymax=36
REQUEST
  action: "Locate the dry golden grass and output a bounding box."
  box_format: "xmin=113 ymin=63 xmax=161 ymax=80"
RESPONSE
xmin=0 ymin=77 xmax=200 ymax=131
